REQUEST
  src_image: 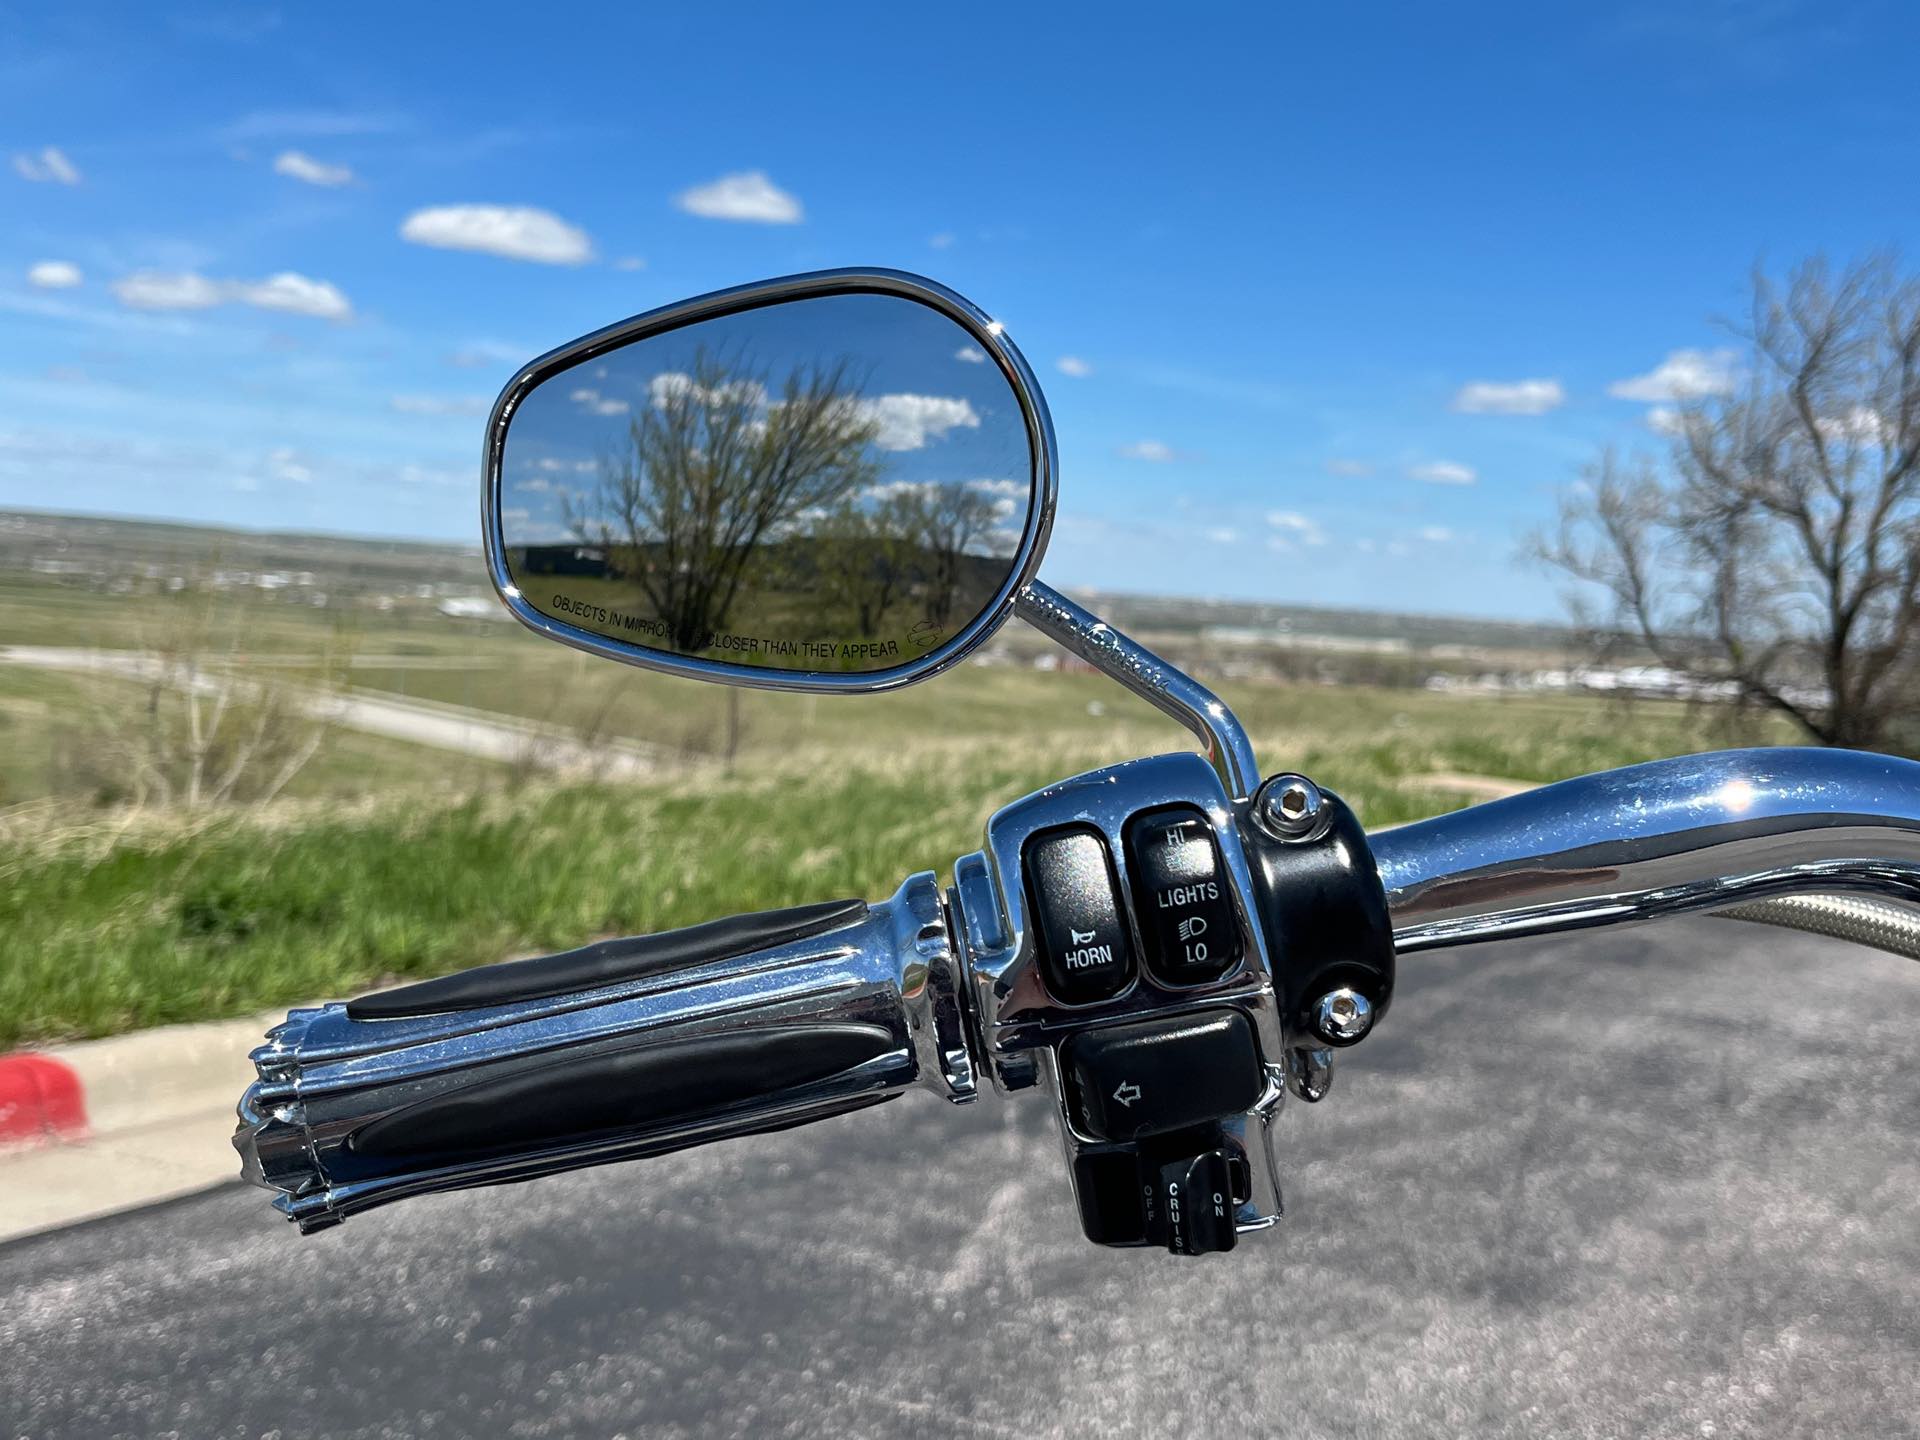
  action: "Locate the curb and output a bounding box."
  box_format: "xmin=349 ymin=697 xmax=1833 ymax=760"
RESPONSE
xmin=0 ymin=1054 xmax=88 ymax=1146
xmin=0 ymin=1010 xmax=287 ymax=1244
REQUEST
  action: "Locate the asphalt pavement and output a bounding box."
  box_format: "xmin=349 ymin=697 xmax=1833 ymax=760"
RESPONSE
xmin=5 ymin=918 xmax=1917 ymax=1439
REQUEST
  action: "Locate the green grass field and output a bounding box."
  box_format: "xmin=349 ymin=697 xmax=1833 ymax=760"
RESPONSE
xmin=0 ymin=572 xmax=1798 ymax=1047
xmin=0 ymin=664 xmax=503 ymax=809
xmin=0 ymin=681 xmax=1787 ymax=1049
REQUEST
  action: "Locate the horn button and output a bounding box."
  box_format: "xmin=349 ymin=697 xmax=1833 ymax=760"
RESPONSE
xmin=1023 ymin=826 xmax=1136 ymax=1005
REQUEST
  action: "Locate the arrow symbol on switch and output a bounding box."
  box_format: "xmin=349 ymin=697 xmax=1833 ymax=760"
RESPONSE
xmin=1113 ymin=1081 xmax=1142 ymax=1108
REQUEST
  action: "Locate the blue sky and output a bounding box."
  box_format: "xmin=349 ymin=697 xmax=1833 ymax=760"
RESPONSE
xmin=3 ymin=1 xmax=1916 ymax=620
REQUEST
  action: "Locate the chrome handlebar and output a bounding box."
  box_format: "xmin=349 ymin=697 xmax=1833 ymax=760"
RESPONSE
xmin=236 ymin=746 xmax=1920 ymax=1236
xmin=236 ymin=874 xmax=974 ymax=1233
xmin=1373 ymin=747 xmax=1920 ymax=953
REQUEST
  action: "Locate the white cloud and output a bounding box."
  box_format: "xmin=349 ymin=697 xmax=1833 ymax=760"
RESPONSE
xmin=929 ymin=232 xmax=956 ymax=250
xmin=1416 ymin=525 xmax=1455 ymax=543
xmin=1608 ymin=348 xmax=1737 ymax=403
xmin=1325 ymin=457 xmax=1373 ymax=478
xmin=267 ymin=446 xmax=313 ymax=484
xmin=569 ymin=386 xmax=630 ymax=417
xmin=863 ymin=479 xmax=938 ymax=503
xmin=1267 ymin=510 xmax=1328 ymax=547
xmin=966 ymin=478 xmax=1024 ymax=497
xmin=1056 ymin=355 xmax=1093 ymax=378
xmin=222 ymin=109 xmax=402 ymax=141
xmin=1118 ymin=440 xmax=1177 ymax=462
xmin=1647 ymin=406 xmax=1684 ymax=436
xmin=400 ymin=204 xmax=594 ymax=265
xmin=1452 ymin=377 xmax=1565 ymax=415
xmin=858 ymin=393 xmax=979 ymax=451
xmin=110 ymin=269 xmax=351 ymax=319
xmin=27 ymin=260 xmax=82 ymax=289
xmin=1817 ymin=406 xmax=1888 ymax=447
xmin=673 ymin=170 xmax=803 ymax=224
xmin=447 ymin=338 xmax=525 ymax=368
xmin=612 ymin=255 xmax=647 ymax=271
xmin=230 ymin=272 xmax=352 ymax=319
xmin=12 ymin=146 xmax=81 ymax=185
xmin=520 ymin=462 xmax=593 ymax=490
xmin=954 ymin=345 xmax=987 ymax=364
xmin=1204 ymin=526 xmax=1240 ymax=545
xmin=112 ymin=272 xmax=226 ymax=311
xmin=391 ymin=394 xmax=490 ymax=417
xmin=648 ymin=372 xmax=768 ymax=412
xmin=395 ymin=463 xmax=468 ymax=488
xmin=1407 ymin=460 xmax=1477 ymax=486
xmin=639 ymin=374 xmax=980 ymax=451
xmin=272 ymin=150 xmax=354 ymax=186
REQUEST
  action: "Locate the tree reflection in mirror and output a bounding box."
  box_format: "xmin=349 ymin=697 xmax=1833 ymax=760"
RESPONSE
xmin=497 ymin=292 xmax=1035 ymax=674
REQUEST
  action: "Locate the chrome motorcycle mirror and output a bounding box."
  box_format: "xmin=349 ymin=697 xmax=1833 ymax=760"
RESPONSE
xmin=485 ymin=269 xmax=1056 ymax=693
xmin=487 ymin=268 xmax=1258 ymax=800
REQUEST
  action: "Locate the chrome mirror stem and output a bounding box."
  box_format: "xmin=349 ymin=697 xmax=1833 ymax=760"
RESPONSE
xmin=1015 ymin=580 xmax=1260 ymax=801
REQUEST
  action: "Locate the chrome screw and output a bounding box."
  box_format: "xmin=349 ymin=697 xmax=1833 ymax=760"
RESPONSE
xmin=1312 ymin=987 xmax=1373 ymax=1045
xmin=1254 ymin=773 xmax=1324 ymax=841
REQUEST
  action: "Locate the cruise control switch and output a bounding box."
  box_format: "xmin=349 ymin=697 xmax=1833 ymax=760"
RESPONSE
xmin=1069 ymin=1142 xmax=1250 ymax=1254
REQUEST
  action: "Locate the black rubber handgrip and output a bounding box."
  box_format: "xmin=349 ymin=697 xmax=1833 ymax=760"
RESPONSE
xmin=347 ymin=898 xmax=869 ymax=1020
xmin=348 ymin=1023 xmax=895 ymax=1158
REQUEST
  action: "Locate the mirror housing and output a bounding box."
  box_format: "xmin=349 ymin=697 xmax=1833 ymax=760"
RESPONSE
xmin=482 ymin=269 xmax=1057 ymax=693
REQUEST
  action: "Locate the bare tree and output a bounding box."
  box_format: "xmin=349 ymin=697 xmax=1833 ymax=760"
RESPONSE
xmin=566 ymin=350 xmax=881 ymax=651
xmin=814 ymin=479 xmax=1018 ymax=641
xmin=912 ymin=481 xmax=1017 ymax=627
xmin=816 ymin=489 xmax=915 ymax=638
xmin=58 ymin=587 xmax=352 ymax=809
xmin=1538 ymin=256 xmax=1920 ymax=749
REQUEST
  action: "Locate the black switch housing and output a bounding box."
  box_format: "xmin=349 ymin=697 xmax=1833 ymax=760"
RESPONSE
xmin=1023 ymin=826 xmax=1135 ymax=1005
xmin=1124 ymin=805 xmax=1242 ymax=985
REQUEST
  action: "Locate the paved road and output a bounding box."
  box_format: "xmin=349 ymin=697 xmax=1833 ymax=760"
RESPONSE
xmin=5 ymin=919 xmax=1917 ymax=1439
xmin=0 ymin=646 xmax=661 ymax=778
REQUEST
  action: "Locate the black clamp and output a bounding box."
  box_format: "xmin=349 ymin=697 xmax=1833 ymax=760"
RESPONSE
xmin=1241 ymin=774 xmax=1395 ymax=1046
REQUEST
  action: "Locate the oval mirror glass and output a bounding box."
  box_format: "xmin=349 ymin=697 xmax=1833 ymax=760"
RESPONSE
xmin=490 ymin=281 xmax=1046 ymax=686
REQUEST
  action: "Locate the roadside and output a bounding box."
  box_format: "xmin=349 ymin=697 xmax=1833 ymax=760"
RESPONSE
xmin=0 ymin=1011 xmax=273 ymax=1242
xmin=0 ymin=644 xmax=668 ymax=778
xmin=1407 ymin=770 xmax=1533 ymax=801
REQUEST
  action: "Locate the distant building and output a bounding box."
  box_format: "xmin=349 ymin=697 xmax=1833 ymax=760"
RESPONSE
xmin=437 ymin=596 xmax=510 ymax=622
xmin=517 ymin=544 xmax=610 ymax=578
